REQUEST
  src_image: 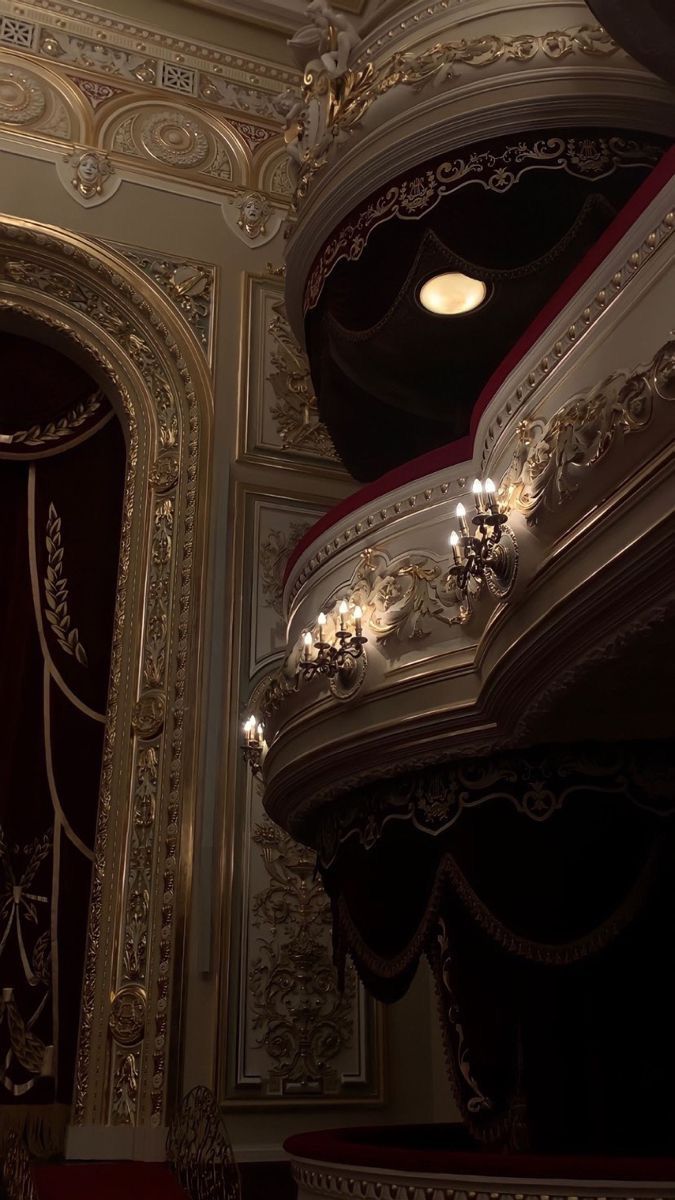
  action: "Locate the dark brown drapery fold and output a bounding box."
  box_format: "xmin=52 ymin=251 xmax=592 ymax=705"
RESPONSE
xmin=0 ymin=333 xmax=125 ymax=1152
xmin=318 ymin=740 xmax=675 ymax=1154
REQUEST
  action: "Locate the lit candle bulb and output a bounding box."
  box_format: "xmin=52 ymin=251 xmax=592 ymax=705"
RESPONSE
xmin=256 ymin=723 xmax=264 ymax=745
xmin=485 ymin=478 xmax=498 ymax=514
xmin=353 ymin=605 xmax=363 ymax=636
xmin=303 ymin=630 xmax=313 ymax=660
xmin=244 ymin=716 xmax=255 ymax=743
xmin=339 ymin=599 xmax=348 ymax=631
xmin=449 ymin=530 xmax=462 ymax=565
xmin=456 ymin=502 xmax=470 ymax=538
xmin=317 ymin=612 xmax=327 ymax=640
xmin=472 ymin=478 xmax=485 ymax=513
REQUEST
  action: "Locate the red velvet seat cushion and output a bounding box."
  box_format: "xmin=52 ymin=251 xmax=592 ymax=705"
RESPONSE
xmin=285 ymin=1125 xmax=675 ymax=1180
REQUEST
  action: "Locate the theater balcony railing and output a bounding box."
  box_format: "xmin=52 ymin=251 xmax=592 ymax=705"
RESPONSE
xmin=247 ymin=152 xmax=674 ymax=841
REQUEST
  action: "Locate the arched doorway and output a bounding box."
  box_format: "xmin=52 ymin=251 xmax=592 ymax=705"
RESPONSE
xmin=0 ymin=218 xmax=214 ymax=1141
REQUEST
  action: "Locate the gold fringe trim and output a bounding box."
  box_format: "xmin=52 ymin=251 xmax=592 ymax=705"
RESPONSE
xmin=0 ymin=1105 xmax=69 ymax=1160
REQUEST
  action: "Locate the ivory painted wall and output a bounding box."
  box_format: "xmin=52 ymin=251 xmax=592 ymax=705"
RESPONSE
xmin=0 ymin=94 xmax=458 ymax=1157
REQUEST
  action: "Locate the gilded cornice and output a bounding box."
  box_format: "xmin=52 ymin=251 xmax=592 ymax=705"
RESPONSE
xmin=0 ymin=0 xmax=301 ymax=200
xmin=0 ymin=35 xmax=296 ymax=202
xmin=0 ymin=0 xmax=300 ymax=99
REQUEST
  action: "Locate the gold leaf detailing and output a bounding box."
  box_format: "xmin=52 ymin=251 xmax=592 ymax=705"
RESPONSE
xmin=502 ymin=338 xmax=675 ymax=522
xmin=44 ymin=503 xmax=88 ymax=666
xmin=268 ymin=298 xmax=339 ymax=462
xmin=292 ymin=26 xmax=619 ymax=207
xmin=109 ymin=985 xmax=146 ymax=1048
xmin=111 ymin=1051 xmax=139 ymax=1125
xmin=351 ymin=547 xmax=467 ymax=643
xmin=148 ymin=450 xmax=179 ymax=494
xmin=9 ymin=391 xmax=102 ymax=448
xmin=122 ymin=746 xmax=158 ymax=985
xmin=131 ymin=692 xmax=165 ymax=739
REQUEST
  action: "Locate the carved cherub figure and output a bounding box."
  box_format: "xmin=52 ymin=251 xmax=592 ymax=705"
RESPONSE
xmin=289 ymin=0 xmax=360 ymax=80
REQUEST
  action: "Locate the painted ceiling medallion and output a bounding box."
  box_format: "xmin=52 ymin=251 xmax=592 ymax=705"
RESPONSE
xmin=418 ymin=272 xmax=487 ymax=315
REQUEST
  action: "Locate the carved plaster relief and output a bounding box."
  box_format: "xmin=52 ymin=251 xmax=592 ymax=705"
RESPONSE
xmin=0 ymin=1 xmax=300 ymax=124
xmin=236 ymin=774 xmax=368 ymax=1101
xmin=104 ymin=103 xmax=237 ymax=182
xmin=251 ymin=497 xmax=325 ymax=676
xmin=0 ymin=61 xmax=72 ymax=137
xmin=221 ymin=486 xmax=382 ymax=1107
xmin=241 ymin=274 xmax=343 ymax=473
xmin=222 ymin=191 xmax=283 ymax=246
xmin=56 ymin=147 xmax=121 ymax=206
xmin=110 ymin=246 xmax=216 ymax=363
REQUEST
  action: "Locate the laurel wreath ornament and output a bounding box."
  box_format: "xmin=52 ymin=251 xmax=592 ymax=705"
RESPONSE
xmin=44 ymin=503 xmax=88 ymax=666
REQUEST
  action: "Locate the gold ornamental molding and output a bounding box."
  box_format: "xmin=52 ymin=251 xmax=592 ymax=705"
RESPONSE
xmin=290 ymin=24 xmax=621 ymax=207
xmin=0 ymin=215 xmax=214 ymax=1131
xmin=0 ymin=20 xmax=297 ymax=203
xmin=284 ymin=196 xmax=675 ymax=610
xmin=0 ymin=0 xmax=300 ymax=108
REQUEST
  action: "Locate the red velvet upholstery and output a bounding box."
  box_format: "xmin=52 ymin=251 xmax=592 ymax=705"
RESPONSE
xmin=285 ymin=1125 xmax=675 ymax=1180
xmin=32 ymin=1163 xmax=188 ymax=1199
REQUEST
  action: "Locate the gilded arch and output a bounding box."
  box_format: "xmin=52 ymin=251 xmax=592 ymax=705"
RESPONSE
xmin=0 ymin=216 xmax=214 ymax=1130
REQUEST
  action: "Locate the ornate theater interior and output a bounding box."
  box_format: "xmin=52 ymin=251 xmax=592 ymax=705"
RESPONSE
xmin=0 ymin=0 xmax=673 ymax=1196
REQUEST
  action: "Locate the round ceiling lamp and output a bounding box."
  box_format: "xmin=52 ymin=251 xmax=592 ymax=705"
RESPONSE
xmin=418 ymin=272 xmax=487 ymax=316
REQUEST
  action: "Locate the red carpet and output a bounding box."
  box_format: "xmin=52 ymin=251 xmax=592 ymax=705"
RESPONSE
xmin=32 ymin=1162 xmax=189 ymax=1199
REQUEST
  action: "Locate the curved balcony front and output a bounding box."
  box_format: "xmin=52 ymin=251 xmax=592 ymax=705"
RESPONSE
xmin=285 ymin=0 xmax=675 ymax=341
xmin=260 ymin=155 xmax=674 ymax=841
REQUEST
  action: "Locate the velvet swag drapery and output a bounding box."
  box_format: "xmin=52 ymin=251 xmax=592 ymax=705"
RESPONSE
xmin=318 ymin=741 xmax=675 ymax=1156
xmin=0 ymin=333 xmax=125 ymax=1152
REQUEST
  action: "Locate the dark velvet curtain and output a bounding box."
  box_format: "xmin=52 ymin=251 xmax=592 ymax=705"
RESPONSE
xmin=318 ymin=741 xmax=675 ymax=1155
xmin=0 ymin=333 xmax=125 ymax=1152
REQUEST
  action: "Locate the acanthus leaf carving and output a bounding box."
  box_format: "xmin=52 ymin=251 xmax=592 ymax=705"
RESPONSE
xmin=267 ymin=297 xmax=339 ymax=462
xmin=502 ymin=338 xmax=675 ymax=523
xmin=249 ymin=822 xmax=356 ymax=1096
xmin=287 ymin=24 xmax=619 ymax=208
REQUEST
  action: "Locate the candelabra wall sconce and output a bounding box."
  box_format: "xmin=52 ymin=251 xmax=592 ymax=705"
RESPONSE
xmin=242 ymin=715 xmax=265 ymax=778
xmin=448 ymin=478 xmax=518 ymax=605
xmin=242 ymin=482 xmax=518 ymax=778
xmin=299 ymin=600 xmax=368 ymax=699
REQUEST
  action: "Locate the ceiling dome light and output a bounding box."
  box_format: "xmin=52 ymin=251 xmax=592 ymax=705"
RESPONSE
xmin=418 ymin=272 xmax=487 ymax=316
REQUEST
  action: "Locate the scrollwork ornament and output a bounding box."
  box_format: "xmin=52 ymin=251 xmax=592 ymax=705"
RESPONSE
xmin=249 ymin=823 xmax=356 ymax=1095
xmin=303 ymin=134 xmax=663 ymax=309
xmin=0 ymin=216 xmax=208 ymax=1136
xmin=109 ymin=984 xmax=147 ymax=1047
xmin=502 ymin=338 xmax=675 ymax=522
xmin=131 ymin=690 xmax=165 ymax=738
xmin=149 ymin=450 xmax=180 ymax=494
xmin=288 ymin=24 xmax=620 ymax=209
